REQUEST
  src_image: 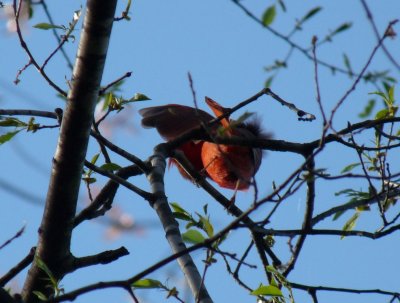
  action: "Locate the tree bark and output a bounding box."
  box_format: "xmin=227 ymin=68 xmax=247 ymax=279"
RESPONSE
xmin=22 ymin=1 xmax=117 ymax=301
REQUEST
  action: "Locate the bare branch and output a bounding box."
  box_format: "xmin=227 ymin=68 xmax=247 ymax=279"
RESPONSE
xmin=0 ymin=247 xmax=35 ymax=287
xmin=359 ymin=0 xmax=400 ymax=71
xmin=0 ymin=225 xmax=25 ymax=251
xmin=99 ymin=71 xmax=133 ymax=95
xmin=283 ymin=156 xmax=315 ymax=276
xmin=72 ymin=246 xmax=129 ymax=270
xmin=74 ymin=165 xmax=143 ymax=226
xmin=84 ymin=161 xmax=154 ymax=202
xmin=291 ymin=281 xmax=400 ymax=298
xmin=328 ymin=20 xmax=399 ymax=127
xmin=13 ymin=0 xmax=67 ymax=96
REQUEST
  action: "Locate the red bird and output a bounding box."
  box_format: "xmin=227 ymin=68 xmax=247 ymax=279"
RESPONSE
xmin=139 ymin=97 xmax=268 ymax=190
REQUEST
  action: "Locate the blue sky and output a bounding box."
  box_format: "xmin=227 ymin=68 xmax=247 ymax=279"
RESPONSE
xmin=1 ymin=1 xmax=399 ymax=302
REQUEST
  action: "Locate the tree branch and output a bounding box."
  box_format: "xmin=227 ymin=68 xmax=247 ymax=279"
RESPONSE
xmin=0 ymin=247 xmax=35 ymax=287
xmin=21 ymin=1 xmax=118 ymax=301
xmin=146 ymin=144 xmax=213 ymax=303
xmin=74 ymin=165 xmax=143 ymax=226
xmin=72 ymin=247 xmax=129 ymax=270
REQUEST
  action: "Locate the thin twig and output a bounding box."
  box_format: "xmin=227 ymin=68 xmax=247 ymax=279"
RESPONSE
xmin=283 ymin=155 xmax=315 ymax=276
xmin=256 ymin=224 xmax=400 ymax=239
xmin=84 ymin=160 xmax=154 ymax=202
xmin=0 ymin=225 xmax=25 ymax=250
xmin=13 ymin=0 xmax=67 ymax=96
xmin=99 ymin=71 xmax=133 ymax=95
xmin=38 ymin=0 xmax=74 ymax=69
xmin=359 ymin=0 xmax=400 ymax=71
xmin=328 ymin=20 xmax=398 ymax=128
xmin=311 ymin=36 xmax=326 ymax=125
xmin=230 ymin=0 xmax=364 ymax=78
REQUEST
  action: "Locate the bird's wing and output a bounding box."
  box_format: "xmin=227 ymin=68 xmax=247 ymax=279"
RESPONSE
xmin=139 ymin=104 xmax=214 ymax=140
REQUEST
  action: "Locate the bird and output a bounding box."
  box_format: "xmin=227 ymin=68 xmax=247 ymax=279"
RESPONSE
xmin=139 ymin=97 xmax=268 ymax=190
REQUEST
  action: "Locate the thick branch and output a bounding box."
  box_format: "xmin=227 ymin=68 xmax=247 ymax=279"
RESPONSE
xmin=21 ymin=1 xmax=118 ymax=301
xmin=147 ymin=144 xmax=213 ymax=303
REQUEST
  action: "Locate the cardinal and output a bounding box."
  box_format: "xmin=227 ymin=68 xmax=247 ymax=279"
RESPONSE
xmin=139 ymin=97 xmax=268 ymax=190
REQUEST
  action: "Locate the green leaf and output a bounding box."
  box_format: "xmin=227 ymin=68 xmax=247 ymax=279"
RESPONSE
xmin=375 ymin=108 xmax=389 ymax=120
xmin=171 ymin=202 xmax=193 ymax=221
xmin=369 ymin=91 xmax=387 ymax=100
xmin=382 ymin=81 xmax=392 ymax=94
xmin=341 ymin=163 xmax=361 ymax=173
xmin=341 ymin=212 xmax=360 ymax=239
xmin=203 ymin=204 xmax=208 ymax=215
xmin=33 ymin=291 xmax=48 ymax=301
xmin=33 ymin=23 xmax=64 ymax=30
xmin=36 ymin=258 xmax=57 ymax=286
xmin=335 ymin=188 xmax=370 ymax=199
xmin=83 ymin=177 xmax=97 ymax=184
xmin=300 ymin=6 xmax=322 ymax=23
xmin=182 ymin=229 xmax=206 ymax=244
xmin=100 ymin=162 xmax=122 ymax=171
xmin=235 ymin=112 xmax=254 ymax=125
xmin=132 ymin=278 xmax=162 ymax=289
xmin=197 ymin=214 xmax=214 ymax=237
xmin=356 ymin=204 xmax=370 ymax=212
xmin=370 ymin=87 xmax=395 ymax=108
xmin=0 ymin=117 xmax=27 ymax=127
xmin=219 ymin=111 xmax=255 ymax=135
xmin=331 ymin=22 xmax=352 ymax=36
xmin=262 ymin=5 xmax=276 ymax=26
xmin=90 ymin=153 xmax=100 ymax=165
xmin=0 ymin=130 xmax=21 ymax=145
xmin=384 ymin=76 xmax=397 ymax=83
xmin=129 ymin=93 xmax=151 ymax=102
xmin=334 ymin=188 xmax=355 ymax=196
xmin=126 ymin=0 xmax=132 ymax=11
xmin=358 ymin=99 xmax=375 ymax=118
xmin=270 ymin=275 xmax=279 ymax=287
xmin=102 ymin=92 xmax=114 ymax=110
xmin=389 ymin=105 xmax=398 ymax=117
xmin=264 ymin=76 xmax=274 ymax=88
xmin=332 ymin=210 xmax=345 ymax=221
xmin=342 ymin=53 xmax=353 ymax=77
xmin=167 ymin=287 xmax=178 ymax=299
xmin=264 ymin=235 xmax=275 ymax=247
xmin=170 ymin=202 xmax=186 ymax=213
xmin=251 ymin=285 xmax=283 ymax=297
xmin=266 ymin=265 xmax=279 ymax=274
xmin=172 ymin=212 xmax=192 ymax=221
xmin=265 ymin=265 xmax=294 ymax=300
xmin=388 ymin=86 xmax=395 ymax=105
xmin=28 ymin=4 xmax=34 ymax=18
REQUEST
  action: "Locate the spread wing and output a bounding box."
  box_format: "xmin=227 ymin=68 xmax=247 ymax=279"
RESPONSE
xmin=139 ymin=104 xmax=214 ymax=140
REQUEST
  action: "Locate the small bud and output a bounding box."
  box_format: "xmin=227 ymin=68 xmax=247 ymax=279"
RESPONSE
xmin=312 ymin=35 xmax=318 ymax=45
xmin=384 ymin=25 xmax=396 ymax=38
